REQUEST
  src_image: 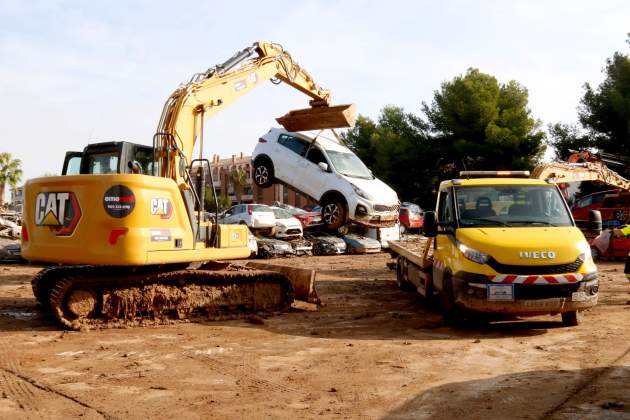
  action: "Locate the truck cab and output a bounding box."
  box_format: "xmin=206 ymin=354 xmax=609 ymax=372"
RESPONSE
xmin=423 ymin=172 xmax=599 ymax=325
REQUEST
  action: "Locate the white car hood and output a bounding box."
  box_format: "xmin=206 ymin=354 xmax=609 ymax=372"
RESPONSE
xmin=275 ymin=217 xmax=302 ymax=229
xmin=346 ymin=176 xmax=399 ymax=205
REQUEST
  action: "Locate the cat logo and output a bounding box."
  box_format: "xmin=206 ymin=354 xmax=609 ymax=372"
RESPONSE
xmin=150 ymin=198 xmax=172 ymax=219
xmin=35 ymin=192 xmax=82 ymax=236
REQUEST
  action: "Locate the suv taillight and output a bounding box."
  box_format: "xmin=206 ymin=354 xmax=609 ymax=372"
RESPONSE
xmin=248 ymin=205 xmax=253 ymax=215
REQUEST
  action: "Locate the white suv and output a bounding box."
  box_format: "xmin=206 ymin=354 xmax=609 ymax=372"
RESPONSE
xmin=219 ymin=204 xmax=276 ymax=235
xmin=252 ymin=128 xmax=399 ymax=230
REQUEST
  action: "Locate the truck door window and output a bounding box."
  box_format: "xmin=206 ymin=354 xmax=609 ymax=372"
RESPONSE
xmin=437 ymin=189 xmax=455 ymax=226
xmin=278 ymin=134 xmax=308 ymax=156
xmin=87 ymin=153 xmax=119 ymax=174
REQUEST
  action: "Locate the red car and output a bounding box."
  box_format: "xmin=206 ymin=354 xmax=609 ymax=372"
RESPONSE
xmin=572 ymin=190 xmax=629 ymax=228
xmin=399 ymin=203 xmax=423 ymax=233
xmin=274 ymin=203 xmax=322 ymax=228
xmin=589 ymin=228 xmax=630 ymax=260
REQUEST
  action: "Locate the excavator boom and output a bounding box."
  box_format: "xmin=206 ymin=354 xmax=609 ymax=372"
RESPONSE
xmin=156 ymin=42 xmax=355 ymax=182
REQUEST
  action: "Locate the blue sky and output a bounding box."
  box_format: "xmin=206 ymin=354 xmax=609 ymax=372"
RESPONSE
xmin=1 ymin=0 xmax=629 ymax=200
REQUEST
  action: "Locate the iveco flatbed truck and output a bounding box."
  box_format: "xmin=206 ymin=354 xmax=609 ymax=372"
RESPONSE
xmin=389 ymin=171 xmax=600 ymax=326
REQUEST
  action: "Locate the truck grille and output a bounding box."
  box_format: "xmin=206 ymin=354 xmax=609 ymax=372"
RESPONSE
xmin=486 ymin=257 xmax=584 ymax=275
xmin=374 ymin=204 xmax=400 ymax=212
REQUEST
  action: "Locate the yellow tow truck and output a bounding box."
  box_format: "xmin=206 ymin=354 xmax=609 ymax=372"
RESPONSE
xmin=389 ymin=171 xmax=600 ymax=326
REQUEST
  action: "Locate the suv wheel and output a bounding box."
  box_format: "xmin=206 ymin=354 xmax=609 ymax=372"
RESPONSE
xmin=322 ymin=198 xmax=346 ymax=230
xmin=253 ymin=160 xmax=273 ymax=188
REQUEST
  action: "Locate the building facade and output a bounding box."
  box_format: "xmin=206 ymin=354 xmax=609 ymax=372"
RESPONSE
xmin=9 ymin=186 xmax=24 ymax=213
xmin=192 ymin=153 xmax=315 ymax=209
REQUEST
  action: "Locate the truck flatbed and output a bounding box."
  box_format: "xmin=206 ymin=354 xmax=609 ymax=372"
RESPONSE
xmin=389 ymin=237 xmax=433 ymax=269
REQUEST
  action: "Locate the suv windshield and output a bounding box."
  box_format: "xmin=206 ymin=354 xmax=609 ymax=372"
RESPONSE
xmin=455 ymin=185 xmax=573 ymax=227
xmin=326 ymin=150 xmax=373 ymax=179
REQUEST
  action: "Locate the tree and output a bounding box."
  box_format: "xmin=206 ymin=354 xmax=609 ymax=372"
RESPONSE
xmin=0 ymin=153 xmax=22 ymax=206
xmin=229 ymin=168 xmax=248 ymax=204
xmin=422 ymin=68 xmax=546 ymax=171
xmin=344 ymin=106 xmax=442 ymax=208
xmin=578 ymin=36 xmax=630 ymax=155
xmin=547 ymin=123 xmax=593 ymax=160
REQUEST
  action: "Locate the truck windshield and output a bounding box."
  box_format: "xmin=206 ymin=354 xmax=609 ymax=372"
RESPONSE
xmin=454 ymin=185 xmax=573 ymax=227
xmin=326 ymin=150 xmax=373 ymax=179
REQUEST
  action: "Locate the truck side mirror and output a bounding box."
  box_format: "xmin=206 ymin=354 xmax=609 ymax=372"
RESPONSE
xmin=318 ymin=162 xmax=329 ymax=172
xmin=423 ymin=211 xmax=437 ymax=237
xmin=588 ymin=210 xmax=602 ymax=235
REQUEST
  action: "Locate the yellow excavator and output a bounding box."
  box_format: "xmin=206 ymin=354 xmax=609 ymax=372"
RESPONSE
xmin=21 ymin=42 xmax=355 ymax=329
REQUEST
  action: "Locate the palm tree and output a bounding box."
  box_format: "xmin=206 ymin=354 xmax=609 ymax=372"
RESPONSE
xmin=0 ymin=153 xmax=22 ymax=206
xmin=230 ymin=168 xmax=248 ymax=204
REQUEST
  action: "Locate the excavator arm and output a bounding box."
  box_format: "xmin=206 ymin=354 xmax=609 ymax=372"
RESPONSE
xmin=154 ymin=41 xmax=355 ymax=182
xmin=531 ymin=156 xmax=630 ymax=191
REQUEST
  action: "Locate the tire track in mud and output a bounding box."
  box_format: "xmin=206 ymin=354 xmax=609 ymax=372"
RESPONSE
xmin=0 ymin=334 xmax=113 ymax=419
xmin=0 ymin=334 xmax=43 ymax=417
xmin=187 ymin=350 xmax=302 ymax=396
xmin=543 ymin=343 xmax=630 ymax=418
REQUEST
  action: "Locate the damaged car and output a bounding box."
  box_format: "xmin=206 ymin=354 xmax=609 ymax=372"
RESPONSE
xmin=342 ymin=233 xmax=381 ymax=254
xmin=256 ymin=237 xmax=294 ymax=259
xmin=288 ymin=237 xmax=313 ymax=256
xmin=253 ymin=128 xmax=399 ymax=230
xmin=270 ymin=206 xmax=303 ymax=239
xmin=305 ymin=231 xmax=347 ymax=255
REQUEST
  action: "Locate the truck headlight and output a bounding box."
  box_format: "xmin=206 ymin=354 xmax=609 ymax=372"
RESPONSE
xmin=576 ymin=241 xmax=592 ymax=262
xmin=457 ymin=241 xmax=490 ymax=264
xmin=352 ymin=184 xmax=373 ymax=201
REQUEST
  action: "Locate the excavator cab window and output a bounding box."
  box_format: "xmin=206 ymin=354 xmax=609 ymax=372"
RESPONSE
xmin=62 ymin=152 xmax=83 ymax=175
xmin=88 ymin=152 xmax=119 ymax=174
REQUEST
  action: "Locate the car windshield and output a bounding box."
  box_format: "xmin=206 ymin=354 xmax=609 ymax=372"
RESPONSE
xmin=406 ymin=206 xmax=421 ymax=215
xmin=454 ymin=185 xmax=573 ymax=227
xmin=326 ymin=150 xmax=373 ymax=179
xmin=272 ymin=208 xmax=293 ymax=219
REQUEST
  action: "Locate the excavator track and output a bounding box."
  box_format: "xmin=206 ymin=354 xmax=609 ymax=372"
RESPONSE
xmin=32 ymin=265 xmax=294 ymax=330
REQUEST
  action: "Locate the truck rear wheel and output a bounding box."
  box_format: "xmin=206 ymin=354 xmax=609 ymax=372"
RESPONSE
xmin=561 ymin=311 xmax=580 ymax=326
xmin=396 ymin=256 xmax=414 ymax=291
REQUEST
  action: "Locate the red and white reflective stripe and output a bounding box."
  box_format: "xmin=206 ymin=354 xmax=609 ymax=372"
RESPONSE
xmin=489 ymin=273 xmax=584 ymax=284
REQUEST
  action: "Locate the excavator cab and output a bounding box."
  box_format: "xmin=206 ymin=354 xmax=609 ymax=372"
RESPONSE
xmin=61 ymin=141 xmax=154 ymax=176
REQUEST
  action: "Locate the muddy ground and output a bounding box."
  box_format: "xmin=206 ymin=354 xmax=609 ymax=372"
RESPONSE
xmin=0 ymin=254 xmax=629 ymax=419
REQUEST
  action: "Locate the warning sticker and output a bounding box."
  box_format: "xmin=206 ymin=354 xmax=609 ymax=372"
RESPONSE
xmin=150 ymin=229 xmax=171 ymax=242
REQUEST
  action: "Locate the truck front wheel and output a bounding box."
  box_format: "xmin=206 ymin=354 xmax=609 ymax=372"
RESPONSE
xmin=561 ymin=311 xmax=580 ymax=326
xmin=440 ymin=276 xmax=465 ymax=325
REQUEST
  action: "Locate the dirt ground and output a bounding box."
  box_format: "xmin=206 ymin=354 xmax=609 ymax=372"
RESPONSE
xmin=0 ymin=254 xmax=629 ymax=420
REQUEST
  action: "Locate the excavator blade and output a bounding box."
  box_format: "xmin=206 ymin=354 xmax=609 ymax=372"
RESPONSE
xmin=245 ymin=261 xmax=321 ymax=305
xmin=276 ymin=104 xmax=357 ymax=132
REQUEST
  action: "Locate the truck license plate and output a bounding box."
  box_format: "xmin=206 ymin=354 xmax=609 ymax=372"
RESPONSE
xmin=487 ymin=284 xmax=514 ymax=301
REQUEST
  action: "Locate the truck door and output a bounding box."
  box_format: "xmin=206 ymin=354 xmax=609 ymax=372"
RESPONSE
xmin=433 ymin=187 xmax=456 ymax=291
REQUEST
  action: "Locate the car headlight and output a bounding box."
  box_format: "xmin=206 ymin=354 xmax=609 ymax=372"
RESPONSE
xmin=352 ymin=184 xmax=373 ymax=201
xmin=457 ymin=241 xmax=490 ymax=264
xmin=576 ymin=240 xmax=592 ymax=262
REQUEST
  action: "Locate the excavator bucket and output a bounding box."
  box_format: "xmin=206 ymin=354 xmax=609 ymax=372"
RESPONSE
xmin=245 ymin=261 xmax=321 ymax=305
xmin=276 ymin=104 xmax=357 ymax=132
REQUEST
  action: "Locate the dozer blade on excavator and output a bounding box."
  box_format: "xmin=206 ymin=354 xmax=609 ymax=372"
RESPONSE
xmin=246 ymin=261 xmax=320 ymax=305
xmin=276 ymin=104 xmax=356 ymax=132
